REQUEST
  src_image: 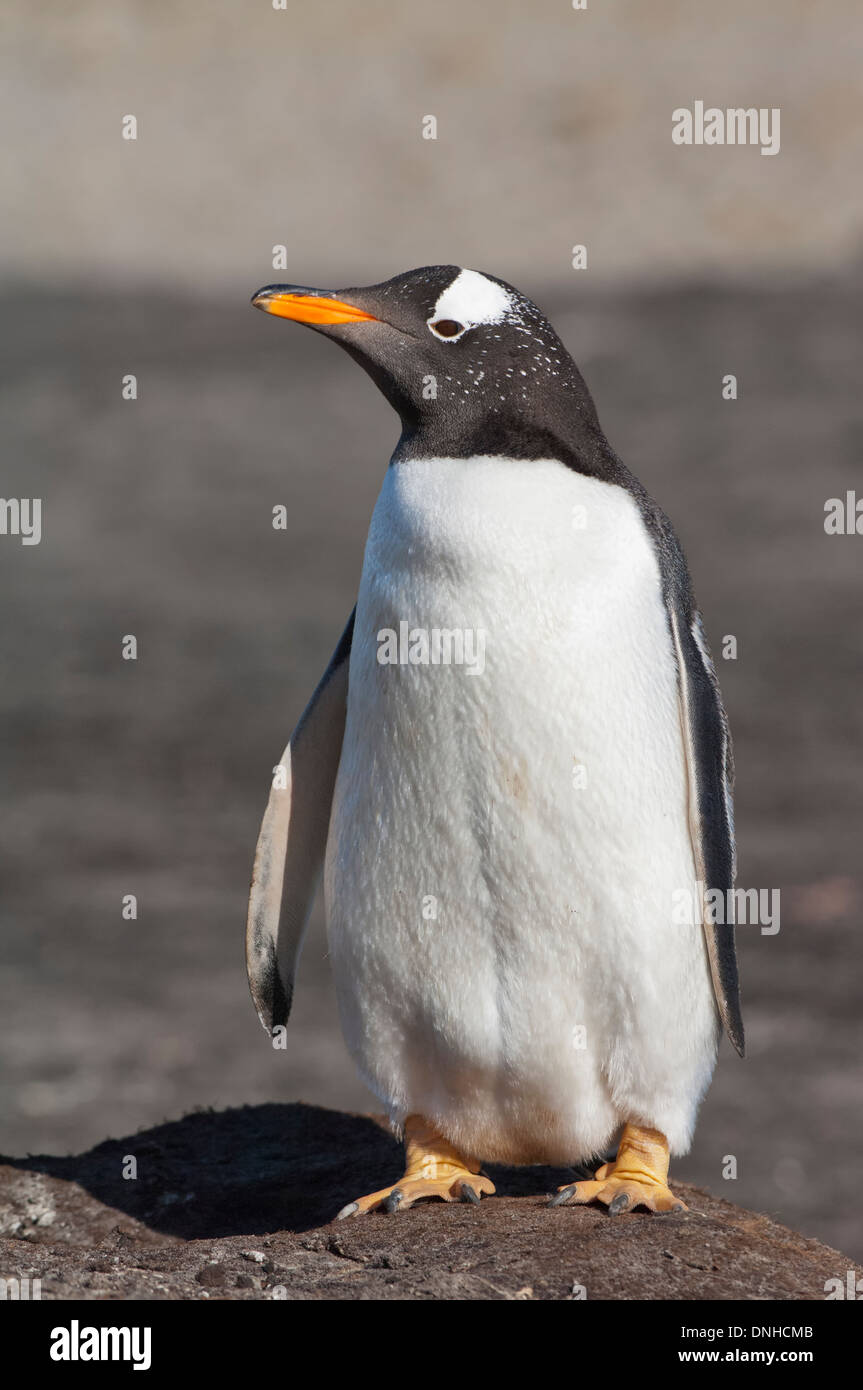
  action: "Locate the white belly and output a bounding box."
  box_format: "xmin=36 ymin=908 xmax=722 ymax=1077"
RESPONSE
xmin=324 ymin=456 xmax=718 ymax=1163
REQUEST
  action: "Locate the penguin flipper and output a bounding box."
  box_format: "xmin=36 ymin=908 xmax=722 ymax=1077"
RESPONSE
xmin=245 ymin=609 xmax=355 ymax=1036
xmin=670 ymin=606 xmax=744 ymax=1057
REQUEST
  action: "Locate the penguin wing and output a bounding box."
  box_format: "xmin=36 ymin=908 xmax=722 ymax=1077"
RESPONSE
xmin=670 ymin=603 xmax=744 ymax=1056
xmin=245 ymin=609 xmax=354 ymax=1035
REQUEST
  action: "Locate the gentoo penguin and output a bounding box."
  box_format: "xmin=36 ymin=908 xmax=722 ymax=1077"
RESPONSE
xmin=246 ymin=266 xmax=742 ymax=1218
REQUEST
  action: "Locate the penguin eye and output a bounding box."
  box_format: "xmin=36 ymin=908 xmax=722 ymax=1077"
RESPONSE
xmin=429 ymin=318 xmax=465 ymax=339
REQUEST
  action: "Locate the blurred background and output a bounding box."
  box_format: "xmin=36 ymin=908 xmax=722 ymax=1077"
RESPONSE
xmin=1 ymin=0 xmax=861 ymax=1261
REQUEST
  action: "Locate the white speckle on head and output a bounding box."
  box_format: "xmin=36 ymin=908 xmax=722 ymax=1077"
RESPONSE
xmin=429 ymin=269 xmax=516 ymax=339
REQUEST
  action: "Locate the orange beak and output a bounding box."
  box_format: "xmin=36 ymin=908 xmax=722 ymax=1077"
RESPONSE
xmin=252 ymin=289 xmax=377 ymax=326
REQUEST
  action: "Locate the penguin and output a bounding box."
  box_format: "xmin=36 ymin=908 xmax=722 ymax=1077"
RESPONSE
xmin=245 ymin=266 xmax=742 ymax=1219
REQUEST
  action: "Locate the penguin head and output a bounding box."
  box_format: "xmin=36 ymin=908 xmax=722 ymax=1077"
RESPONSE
xmin=252 ymin=265 xmax=600 ymax=455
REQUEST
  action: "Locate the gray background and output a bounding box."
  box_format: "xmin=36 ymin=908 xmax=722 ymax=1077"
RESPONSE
xmin=1 ymin=0 xmax=861 ymax=1264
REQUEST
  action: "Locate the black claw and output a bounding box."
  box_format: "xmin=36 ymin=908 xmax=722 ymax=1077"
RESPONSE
xmin=608 ymin=1191 xmax=631 ymax=1216
xmin=382 ymin=1188 xmax=403 ymax=1214
xmin=549 ymin=1184 xmax=578 ymax=1207
xmin=461 ymin=1183 xmax=481 ymax=1205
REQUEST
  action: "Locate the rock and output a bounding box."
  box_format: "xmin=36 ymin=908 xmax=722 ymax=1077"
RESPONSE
xmin=0 ymin=1103 xmax=858 ymax=1301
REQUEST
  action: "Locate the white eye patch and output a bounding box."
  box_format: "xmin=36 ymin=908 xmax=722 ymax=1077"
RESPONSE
xmin=427 ymin=268 xmax=515 ymax=340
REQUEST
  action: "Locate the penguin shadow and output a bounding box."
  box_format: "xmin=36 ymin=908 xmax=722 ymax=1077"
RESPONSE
xmin=4 ymin=1102 xmax=590 ymax=1239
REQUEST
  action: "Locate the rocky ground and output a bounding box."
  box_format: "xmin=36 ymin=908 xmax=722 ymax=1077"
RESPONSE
xmin=1 ymin=1104 xmax=858 ymax=1301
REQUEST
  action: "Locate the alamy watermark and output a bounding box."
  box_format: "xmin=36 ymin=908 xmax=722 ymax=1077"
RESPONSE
xmin=377 ymin=622 xmax=486 ymax=676
xmin=824 ymin=491 xmax=863 ymax=535
xmin=672 ymin=102 xmax=780 ymax=156
xmin=672 ymin=882 xmax=780 ymax=935
xmin=50 ymin=1322 xmax=151 ymax=1370
xmin=0 ymin=497 xmax=41 ymax=545
xmin=1 ymin=1276 xmax=41 ymax=1299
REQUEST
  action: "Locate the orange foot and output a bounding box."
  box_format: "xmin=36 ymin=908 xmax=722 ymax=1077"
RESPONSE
xmin=336 ymin=1115 xmax=495 ymax=1218
xmin=550 ymin=1122 xmax=687 ymax=1216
